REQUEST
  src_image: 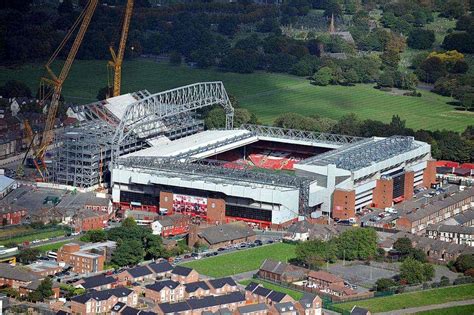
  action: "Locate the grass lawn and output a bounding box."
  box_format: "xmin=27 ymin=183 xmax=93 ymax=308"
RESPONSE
xmin=34 ymin=240 xmax=70 ymax=253
xmin=0 ymin=229 xmax=66 ymax=246
xmin=414 ymin=304 xmax=474 ymax=315
xmin=180 ymin=243 xmax=296 ymax=278
xmin=0 ymin=59 xmax=471 ymax=132
xmin=239 ymin=279 xmax=304 ymax=300
xmin=337 ymin=284 xmax=474 ymax=313
xmin=0 ymin=226 xmax=32 ymax=238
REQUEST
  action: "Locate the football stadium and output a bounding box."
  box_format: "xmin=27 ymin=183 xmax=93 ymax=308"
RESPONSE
xmin=55 ymin=82 xmax=436 ymax=228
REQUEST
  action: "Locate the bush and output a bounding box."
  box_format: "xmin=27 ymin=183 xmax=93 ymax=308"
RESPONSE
xmin=454 ymin=254 xmax=474 ymax=273
xmin=375 ymin=278 xmax=397 ymax=291
xmin=407 ymin=29 xmax=435 ymax=49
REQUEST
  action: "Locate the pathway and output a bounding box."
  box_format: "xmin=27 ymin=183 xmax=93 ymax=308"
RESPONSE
xmin=375 ymin=299 xmax=474 ymax=315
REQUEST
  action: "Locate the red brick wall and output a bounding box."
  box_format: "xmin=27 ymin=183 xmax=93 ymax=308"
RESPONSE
xmin=396 ymin=217 xmax=412 ymax=231
xmin=332 ymin=189 xmax=356 ymax=220
xmin=160 ymin=192 xmax=174 ymax=214
xmin=80 ymin=213 xmax=108 ymax=232
xmin=207 ymin=198 xmax=226 ymax=223
xmin=404 ymin=171 xmax=414 ymax=200
xmin=373 ymin=178 xmax=393 ymax=209
xmin=423 ymin=160 xmax=437 ymax=187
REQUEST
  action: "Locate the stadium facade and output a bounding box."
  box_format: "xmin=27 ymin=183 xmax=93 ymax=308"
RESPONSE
xmin=55 ymin=82 xmax=436 ymax=228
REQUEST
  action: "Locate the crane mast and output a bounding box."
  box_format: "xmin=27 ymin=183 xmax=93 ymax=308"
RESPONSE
xmin=108 ymin=0 xmax=134 ymax=97
xmin=32 ymin=0 xmax=98 ymax=179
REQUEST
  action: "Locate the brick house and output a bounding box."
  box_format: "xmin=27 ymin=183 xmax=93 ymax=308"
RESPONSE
xmin=426 ymin=224 xmax=474 ymax=246
xmin=74 ymin=274 xmax=117 ymax=291
xmin=147 ymin=260 xmax=174 ymax=279
xmin=188 ymin=222 xmax=256 ymax=249
xmin=258 ymin=259 xmax=306 ymax=283
xmin=70 ymin=287 xmax=137 ymax=314
xmin=307 ymin=271 xmax=344 ymax=289
xmin=244 ymin=282 xmax=294 ymax=305
xmin=170 ymin=266 xmax=199 ymax=284
xmin=0 ymin=263 xmax=60 ymax=298
xmin=207 ymin=277 xmax=238 ymax=295
xmin=0 ymin=207 xmax=26 ymax=226
xmin=145 ymin=280 xmax=184 ymax=303
xmin=117 ymin=265 xmax=154 ymax=284
xmin=152 ymin=214 xmax=191 ymax=237
xmin=237 ymin=303 xmax=269 ymax=315
xmin=74 ymin=209 xmax=109 ymax=233
xmin=184 ymin=280 xmax=210 ymax=299
xmin=155 ymin=291 xmax=246 ymax=315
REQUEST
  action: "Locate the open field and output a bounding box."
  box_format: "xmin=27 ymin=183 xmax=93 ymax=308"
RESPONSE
xmin=34 ymin=240 xmax=70 ymax=253
xmin=0 ymin=229 xmax=66 ymax=246
xmin=1 ymin=59 xmax=471 ymax=132
xmin=239 ymin=279 xmax=304 ymax=300
xmin=337 ymin=284 xmax=474 ymax=313
xmin=180 ymin=243 xmax=296 ymax=278
xmin=414 ymin=304 xmax=474 ymax=315
xmin=0 ymin=226 xmax=32 ymax=238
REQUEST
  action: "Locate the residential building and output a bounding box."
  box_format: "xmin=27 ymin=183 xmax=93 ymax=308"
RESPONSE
xmin=297 ymin=293 xmax=322 ymax=315
xmin=125 ymin=210 xmax=160 ymax=226
xmin=0 ymin=207 xmax=26 ymax=225
xmin=244 ymin=282 xmax=294 ymax=305
xmin=70 ymin=287 xmax=138 ymax=315
xmin=270 ymin=302 xmax=298 ymax=315
xmin=145 ymin=280 xmax=184 ymax=303
xmin=395 ymin=188 xmax=474 ymax=234
xmin=184 ymin=280 xmax=211 ymax=299
xmin=350 ymin=306 xmax=371 ymax=315
xmin=237 ymin=303 xmax=268 ymax=315
xmin=147 ymin=260 xmax=174 ymax=279
xmin=155 ymin=291 xmax=246 ymax=315
xmin=207 ymin=277 xmax=238 ymax=295
xmin=74 ymin=274 xmax=117 ymax=291
xmin=152 ymin=214 xmax=191 ymax=237
xmin=426 ymin=224 xmax=474 ymax=246
xmin=187 ymin=222 xmax=256 ymax=249
xmin=170 ymin=266 xmax=199 ymax=284
xmin=117 ymin=265 xmax=154 ymax=284
xmin=0 ymin=263 xmax=60 ymax=298
xmin=74 ymin=209 xmax=109 ymax=232
xmin=111 ymin=302 xmax=156 ymax=315
xmin=258 ymin=259 xmax=306 ymax=283
xmin=307 ymin=271 xmax=344 ymax=289
xmin=443 ymin=209 xmax=474 ymax=226
xmin=56 ymin=242 xmax=116 ymax=274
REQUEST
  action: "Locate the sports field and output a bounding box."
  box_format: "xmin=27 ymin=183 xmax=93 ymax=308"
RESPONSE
xmin=0 ymin=59 xmax=470 ymax=132
xmin=337 ymin=284 xmax=474 ymax=313
xmin=180 ymin=242 xmax=296 ymax=278
xmin=414 ymin=304 xmax=474 ymax=315
xmin=0 ymin=229 xmax=66 ymax=246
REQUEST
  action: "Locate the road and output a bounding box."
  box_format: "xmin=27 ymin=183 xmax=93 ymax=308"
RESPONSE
xmin=375 ymin=299 xmax=474 ymax=315
xmin=30 ymin=234 xmax=79 ymax=249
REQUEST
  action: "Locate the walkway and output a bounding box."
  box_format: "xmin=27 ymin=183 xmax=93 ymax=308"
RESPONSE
xmin=375 ymin=299 xmax=474 ymax=315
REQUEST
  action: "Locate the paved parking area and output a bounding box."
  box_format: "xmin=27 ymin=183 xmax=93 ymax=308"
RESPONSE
xmin=327 ymin=262 xmax=398 ymax=289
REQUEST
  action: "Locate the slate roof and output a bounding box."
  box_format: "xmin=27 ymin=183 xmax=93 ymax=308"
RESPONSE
xmin=238 ymin=303 xmax=268 ymax=314
xmin=253 ymin=286 xmax=272 ymax=297
xmin=127 ymin=265 xmax=153 ymax=278
xmin=80 ymin=274 xmax=116 ymax=289
xmin=157 ymin=292 xmax=245 ymax=313
xmin=451 ymin=209 xmax=474 ymax=225
xmin=185 ymin=280 xmax=209 ymax=293
xmin=0 ymin=263 xmax=39 ymax=282
xmin=308 ymin=270 xmax=343 ymax=284
xmin=260 ymin=259 xmax=287 ymax=275
xmin=244 ymin=281 xmax=259 ymax=292
xmin=147 ymin=260 xmax=173 ymax=274
xmin=427 ymin=224 xmax=474 ymax=234
xmin=207 ymin=277 xmax=236 ymax=289
xmin=158 ymin=301 xmax=191 ymax=314
xmin=199 ymin=222 xmax=255 ymax=245
xmin=171 ymin=265 xmax=193 ymax=277
xmin=299 ymin=293 xmax=317 ymax=309
xmin=145 ymin=280 xmax=180 ymax=292
xmin=274 ymin=302 xmax=296 ymax=313
xmin=71 ymin=287 xmax=133 ymax=304
xmin=268 ymin=290 xmax=287 ymax=303
xmin=351 ymin=306 xmax=370 ymax=315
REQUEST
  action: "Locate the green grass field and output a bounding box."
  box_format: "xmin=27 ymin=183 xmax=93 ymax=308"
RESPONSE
xmin=0 ymin=229 xmax=66 ymax=246
xmin=34 ymin=240 xmax=70 ymax=253
xmin=180 ymin=243 xmax=296 ymax=278
xmin=414 ymin=304 xmax=474 ymax=315
xmin=1 ymin=59 xmax=471 ymax=132
xmin=337 ymin=284 xmax=474 ymax=313
xmin=239 ymin=279 xmax=304 ymax=300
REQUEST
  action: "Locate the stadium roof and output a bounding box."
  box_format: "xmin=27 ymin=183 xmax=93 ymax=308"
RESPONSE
xmin=104 ymin=93 xmax=138 ymax=121
xmin=301 ymin=136 xmax=423 ymax=171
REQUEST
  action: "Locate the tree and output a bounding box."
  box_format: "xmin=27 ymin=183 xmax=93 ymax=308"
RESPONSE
xmin=400 ymin=258 xmax=434 ymax=284
xmin=169 ymin=51 xmax=182 ymax=65
xmin=0 ymin=80 xmax=32 ymax=98
xmin=111 ymin=239 xmax=145 ymax=267
xmin=58 ymin=0 xmax=73 ymax=15
xmin=312 ymin=67 xmax=333 ymax=86
xmin=375 ymin=278 xmax=397 ymax=291
xmin=17 ymin=248 xmax=40 ymax=264
xmin=96 ymin=86 xmax=111 ymax=101
xmin=407 ymin=29 xmax=435 ymax=49
xmin=335 ymin=228 xmax=377 ymax=261
xmin=122 ymin=217 xmax=137 ymax=228
xmin=29 ymin=277 xmax=53 ymax=301
xmin=454 ymin=254 xmax=474 ymax=273
xmin=80 ymin=229 xmax=107 ymax=243
xmin=204 ymin=107 xmax=226 ymax=129
xmin=295 ymin=239 xmax=337 ymax=268
xmin=145 ymin=234 xmax=166 ymax=259
xmin=393 ymin=237 xmax=412 ymax=257
xmin=440 ymin=0 xmax=467 ymax=19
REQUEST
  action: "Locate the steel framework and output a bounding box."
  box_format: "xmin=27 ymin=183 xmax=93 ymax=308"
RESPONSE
xmin=117 ymin=157 xmax=313 ymax=214
xmin=302 ymin=136 xmax=420 ymax=171
xmin=240 ymin=124 xmax=364 ymax=145
xmin=111 ymin=82 xmax=234 ymax=165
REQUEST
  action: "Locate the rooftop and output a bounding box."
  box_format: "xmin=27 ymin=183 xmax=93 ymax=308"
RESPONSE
xmin=199 ymin=222 xmax=256 ymax=245
xmin=0 ymin=175 xmax=15 ymax=193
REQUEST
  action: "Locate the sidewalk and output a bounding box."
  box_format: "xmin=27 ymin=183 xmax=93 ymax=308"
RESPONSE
xmin=375 ymin=299 xmax=474 ymax=315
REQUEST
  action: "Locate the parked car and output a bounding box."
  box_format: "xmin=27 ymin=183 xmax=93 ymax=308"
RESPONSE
xmin=217 ymin=247 xmax=226 ymax=251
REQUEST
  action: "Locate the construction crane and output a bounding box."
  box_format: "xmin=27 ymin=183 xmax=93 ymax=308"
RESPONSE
xmin=16 ymin=120 xmax=36 ymax=178
xmin=108 ymin=0 xmax=134 ymax=97
xmin=31 ymin=0 xmax=98 ymax=179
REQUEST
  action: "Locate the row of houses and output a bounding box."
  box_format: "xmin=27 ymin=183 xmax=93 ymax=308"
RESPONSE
xmin=426 ymin=224 xmax=474 ymax=247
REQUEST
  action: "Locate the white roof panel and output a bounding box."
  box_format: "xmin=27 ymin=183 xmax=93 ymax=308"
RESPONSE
xmin=124 ymin=129 xmax=253 ymax=158
xmin=104 ymin=93 xmax=137 ymax=121
xmin=0 ymin=175 xmax=15 ymax=193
